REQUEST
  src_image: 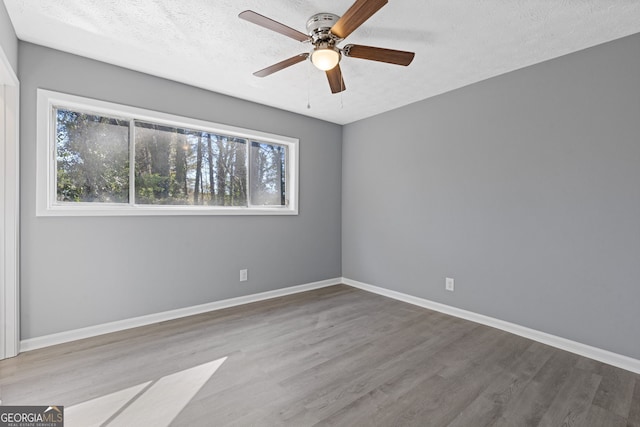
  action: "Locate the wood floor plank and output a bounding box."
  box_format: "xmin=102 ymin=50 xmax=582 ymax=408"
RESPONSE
xmin=0 ymin=284 xmax=637 ymax=426
xmin=628 ymin=379 xmax=640 ymax=427
xmin=447 ymin=341 xmax=553 ymax=427
xmin=586 ymin=362 xmax=637 ymax=418
xmin=536 ymin=367 xmax=601 ymax=427
xmin=469 ymin=342 xmax=578 ymax=426
xmin=583 ymin=404 xmax=627 ymax=427
xmin=299 ymin=319 xmax=463 ymax=421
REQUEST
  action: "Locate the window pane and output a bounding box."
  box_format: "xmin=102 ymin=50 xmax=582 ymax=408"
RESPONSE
xmin=56 ymin=108 xmax=130 ymax=203
xmin=250 ymin=141 xmax=287 ymax=206
xmin=42 ymin=90 xmax=298 ymax=215
xmin=134 ymin=122 xmax=248 ymax=206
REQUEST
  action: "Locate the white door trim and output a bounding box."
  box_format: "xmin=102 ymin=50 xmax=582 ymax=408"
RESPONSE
xmin=0 ymin=48 xmax=20 ymax=360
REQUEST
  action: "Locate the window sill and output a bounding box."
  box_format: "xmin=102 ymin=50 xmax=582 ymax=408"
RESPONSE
xmin=36 ymin=204 xmax=298 ymax=217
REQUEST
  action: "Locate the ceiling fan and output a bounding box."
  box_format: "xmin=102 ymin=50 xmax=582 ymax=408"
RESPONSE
xmin=239 ymin=0 xmax=415 ymax=94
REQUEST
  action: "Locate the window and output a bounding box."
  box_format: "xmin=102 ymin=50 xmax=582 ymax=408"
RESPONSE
xmin=37 ymin=90 xmax=298 ymax=216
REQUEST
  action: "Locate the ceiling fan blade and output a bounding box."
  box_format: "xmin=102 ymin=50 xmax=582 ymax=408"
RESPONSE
xmin=343 ymin=44 xmax=415 ymax=66
xmin=330 ymin=0 xmax=388 ymax=39
xmin=254 ymin=54 xmax=309 ymax=77
xmin=326 ymin=64 xmax=346 ymax=94
xmin=239 ymin=10 xmax=310 ymax=42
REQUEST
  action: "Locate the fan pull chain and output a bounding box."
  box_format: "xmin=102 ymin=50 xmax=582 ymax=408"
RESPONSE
xmin=307 ymin=59 xmax=312 ymax=109
xmin=340 ymin=67 xmax=344 ymax=109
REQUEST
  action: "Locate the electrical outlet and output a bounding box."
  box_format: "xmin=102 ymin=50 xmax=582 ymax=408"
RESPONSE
xmin=240 ymin=269 xmax=248 ymax=282
xmin=445 ymin=277 xmax=454 ymax=292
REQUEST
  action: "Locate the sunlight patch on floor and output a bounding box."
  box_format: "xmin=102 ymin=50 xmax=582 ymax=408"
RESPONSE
xmin=65 ymin=357 xmax=227 ymax=427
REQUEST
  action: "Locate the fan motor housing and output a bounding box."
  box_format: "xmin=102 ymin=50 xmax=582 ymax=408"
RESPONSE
xmin=306 ymin=13 xmax=340 ymax=43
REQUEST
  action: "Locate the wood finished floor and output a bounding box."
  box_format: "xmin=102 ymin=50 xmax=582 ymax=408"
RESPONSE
xmin=1 ymin=285 xmax=639 ymax=426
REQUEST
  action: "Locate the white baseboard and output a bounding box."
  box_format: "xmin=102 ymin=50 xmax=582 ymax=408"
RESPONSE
xmin=20 ymin=277 xmax=342 ymax=352
xmin=20 ymin=276 xmax=640 ymax=375
xmin=342 ymin=277 xmax=640 ymax=375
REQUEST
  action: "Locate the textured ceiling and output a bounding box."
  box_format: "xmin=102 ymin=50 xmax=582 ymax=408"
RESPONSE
xmin=4 ymin=0 xmax=640 ymax=124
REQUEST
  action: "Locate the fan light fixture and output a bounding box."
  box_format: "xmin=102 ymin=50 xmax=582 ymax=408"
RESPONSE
xmin=239 ymin=0 xmax=416 ymax=94
xmin=311 ymin=45 xmax=340 ymax=71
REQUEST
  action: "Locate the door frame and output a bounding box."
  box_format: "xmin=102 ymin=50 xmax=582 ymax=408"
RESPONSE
xmin=0 ymin=48 xmax=20 ymax=359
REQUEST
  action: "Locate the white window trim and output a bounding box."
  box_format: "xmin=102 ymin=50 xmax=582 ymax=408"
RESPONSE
xmin=36 ymin=89 xmax=299 ymax=216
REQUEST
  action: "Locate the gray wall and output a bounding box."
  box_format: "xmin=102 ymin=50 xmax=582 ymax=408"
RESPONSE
xmin=343 ymin=33 xmax=640 ymax=360
xmin=0 ymin=0 xmax=17 ymax=74
xmin=19 ymin=42 xmax=342 ymax=339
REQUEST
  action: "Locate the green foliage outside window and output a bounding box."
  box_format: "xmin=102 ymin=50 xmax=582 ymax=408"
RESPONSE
xmin=55 ymin=109 xmax=286 ymax=207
